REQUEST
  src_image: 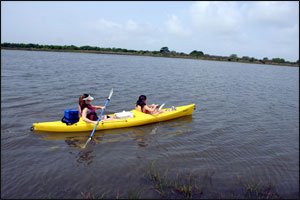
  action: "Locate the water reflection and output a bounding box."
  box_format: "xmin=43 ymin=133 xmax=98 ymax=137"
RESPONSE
xmin=134 ymin=137 xmax=148 ymax=148
xmin=75 ymin=150 xmax=95 ymax=166
xmin=64 ymin=137 xmax=84 ymax=148
xmin=65 ymin=136 xmax=105 ymax=166
xmin=35 ymin=115 xmax=194 ymax=164
xmin=37 ymin=115 xmax=193 ymax=149
xmin=130 ymin=127 xmax=155 ymax=148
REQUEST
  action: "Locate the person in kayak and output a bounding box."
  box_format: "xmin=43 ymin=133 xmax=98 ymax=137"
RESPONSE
xmin=135 ymin=95 xmax=163 ymax=114
xmin=78 ymin=94 xmax=112 ymax=124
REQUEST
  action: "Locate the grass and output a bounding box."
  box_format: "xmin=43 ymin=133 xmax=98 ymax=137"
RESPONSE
xmin=36 ymin=162 xmax=283 ymax=199
xmin=243 ymin=182 xmax=281 ymax=199
xmin=127 ymin=189 xmax=142 ymax=200
xmin=81 ymin=192 xmax=96 ymax=199
xmin=143 ymin=162 xmax=281 ymax=199
xmin=170 ymin=171 xmax=204 ymax=199
xmin=80 ymin=189 xmax=141 ymax=199
xmin=144 ymin=161 xmax=204 ymax=199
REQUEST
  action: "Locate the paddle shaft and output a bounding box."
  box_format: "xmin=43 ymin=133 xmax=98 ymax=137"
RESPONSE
xmin=83 ymin=88 xmax=113 ymax=148
xmin=89 ymin=98 xmax=111 ymax=139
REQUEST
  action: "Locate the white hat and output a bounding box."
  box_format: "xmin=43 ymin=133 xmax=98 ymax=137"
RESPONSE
xmin=82 ymin=95 xmax=94 ymax=101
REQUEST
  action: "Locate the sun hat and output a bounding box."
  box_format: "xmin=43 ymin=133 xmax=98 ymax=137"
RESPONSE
xmin=82 ymin=94 xmax=94 ymax=101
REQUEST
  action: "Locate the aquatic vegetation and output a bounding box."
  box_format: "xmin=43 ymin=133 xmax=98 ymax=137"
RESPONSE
xmin=36 ymin=161 xmax=282 ymax=199
xmin=144 ymin=161 xmax=204 ymax=199
xmin=243 ymin=182 xmax=281 ymax=199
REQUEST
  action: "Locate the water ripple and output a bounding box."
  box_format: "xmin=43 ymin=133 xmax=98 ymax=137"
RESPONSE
xmin=1 ymin=50 xmax=298 ymax=199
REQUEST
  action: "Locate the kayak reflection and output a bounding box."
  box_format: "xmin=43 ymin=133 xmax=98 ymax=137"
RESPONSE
xmin=76 ymin=150 xmax=95 ymax=166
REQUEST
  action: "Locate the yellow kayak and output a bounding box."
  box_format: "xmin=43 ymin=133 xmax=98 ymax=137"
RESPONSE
xmin=32 ymin=104 xmax=195 ymax=133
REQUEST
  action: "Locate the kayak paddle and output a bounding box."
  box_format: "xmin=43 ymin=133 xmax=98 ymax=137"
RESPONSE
xmin=82 ymin=88 xmax=113 ymax=148
xmin=158 ymin=102 xmax=166 ymax=111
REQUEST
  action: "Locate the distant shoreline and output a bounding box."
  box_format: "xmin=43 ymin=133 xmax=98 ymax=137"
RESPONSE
xmin=1 ymin=47 xmax=299 ymax=67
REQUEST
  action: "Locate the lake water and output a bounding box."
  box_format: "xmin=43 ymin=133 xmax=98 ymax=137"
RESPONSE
xmin=1 ymin=49 xmax=299 ymax=198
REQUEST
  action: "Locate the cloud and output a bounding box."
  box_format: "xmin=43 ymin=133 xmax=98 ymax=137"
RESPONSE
xmin=186 ymin=1 xmax=299 ymax=61
xmin=165 ymin=15 xmax=192 ymax=37
xmin=2 ymin=1 xmax=298 ymax=60
xmin=89 ymin=18 xmax=151 ymax=36
xmin=125 ymin=20 xmax=138 ymax=31
xmin=246 ymin=1 xmax=299 ymax=29
xmin=93 ymin=18 xmax=122 ymax=32
xmin=85 ymin=18 xmax=163 ymax=50
xmin=189 ymin=2 xmax=241 ymax=35
xmin=56 ymin=2 xmax=300 ymax=60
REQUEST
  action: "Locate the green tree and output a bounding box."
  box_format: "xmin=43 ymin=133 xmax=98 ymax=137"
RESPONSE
xmin=228 ymin=54 xmax=238 ymax=61
xmin=229 ymin=54 xmax=238 ymax=59
xmin=190 ymin=50 xmax=204 ymax=57
xmin=160 ymin=47 xmax=170 ymax=53
xmin=263 ymin=57 xmax=269 ymax=61
xmin=272 ymin=58 xmax=285 ymax=63
xmin=241 ymin=56 xmax=250 ymax=61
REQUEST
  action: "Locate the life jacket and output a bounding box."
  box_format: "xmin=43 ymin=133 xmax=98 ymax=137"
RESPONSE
xmin=86 ymin=104 xmax=98 ymax=121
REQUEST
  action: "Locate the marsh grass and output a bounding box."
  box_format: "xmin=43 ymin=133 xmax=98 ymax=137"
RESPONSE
xmin=242 ymin=182 xmax=281 ymax=199
xmin=144 ymin=161 xmax=206 ymax=199
xmin=51 ymin=179 xmax=281 ymax=199
xmin=213 ymin=176 xmax=282 ymax=199
xmin=145 ymin=162 xmax=170 ymax=197
xmin=38 ymin=162 xmax=282 ymax=199
xmin=170 ymin=171 xmax=204 ymax=199
xmin=144 ymin=162 xmax=282 ymax=199
xmin=127 ymin=188 xmax=142 ymax=199
xmin=80 ymin=188 xmax=142 ymax=199
xmin=81 ymin=191 xmax=96 ymax=199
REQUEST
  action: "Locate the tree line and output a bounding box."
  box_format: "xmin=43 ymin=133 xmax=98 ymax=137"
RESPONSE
xmin=1 ymin=42 xmax=298 ymax=66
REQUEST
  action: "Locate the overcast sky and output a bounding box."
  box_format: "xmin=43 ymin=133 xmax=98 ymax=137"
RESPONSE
xmin=2 ymin=1 xmax=299 ymax=61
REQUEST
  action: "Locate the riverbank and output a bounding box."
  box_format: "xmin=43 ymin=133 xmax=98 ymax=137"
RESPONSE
xmin=2 ymin=47 xmax=298 ymax=67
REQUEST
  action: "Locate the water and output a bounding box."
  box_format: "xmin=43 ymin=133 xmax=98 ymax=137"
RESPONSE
xmin=1 ymin=50 xmax=299 ymax=198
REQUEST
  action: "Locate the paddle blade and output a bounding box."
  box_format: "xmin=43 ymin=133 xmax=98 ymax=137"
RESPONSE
xmin=108 ymin=88 xmax=113 ymax=100
xmin=158 ymin=103 xmax=166 ymax=111
xmin=82 ymin=137 xmax=92 ymax=149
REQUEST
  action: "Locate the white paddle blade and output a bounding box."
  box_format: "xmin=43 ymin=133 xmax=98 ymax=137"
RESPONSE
xmin=108 ymin=88 xmax=113 ymax=100
xmin=158 ymin=103 xmax=166 ymax=111
xmin=82 ymin=138 xmax=91 ymax=149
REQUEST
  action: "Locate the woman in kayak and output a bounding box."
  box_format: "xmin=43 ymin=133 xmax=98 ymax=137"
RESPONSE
xmin=135 ymin=95 xmax=163 ymax=114
xmin=78 ymin=94 xmax=112 ymax=124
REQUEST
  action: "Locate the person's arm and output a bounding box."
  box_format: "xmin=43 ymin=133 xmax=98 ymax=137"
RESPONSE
xmin=149 ymin=104 xmax=158 ymax=109
xmin=144 ymin=105 xmax=157 ymax=113
xmin=135 ymin=105 xmax=141 ymax=112
xmin=78 ymin=105 xmax=82 ymax=116
xmin=93 ymin=105 xmax=105 ymax=110
xmin=82 ymin=108 xmax=98 ymax=125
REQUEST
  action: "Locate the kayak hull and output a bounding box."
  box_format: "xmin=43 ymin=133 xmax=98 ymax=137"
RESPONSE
xmin=32 ymin=104 xmax=195 ymax=133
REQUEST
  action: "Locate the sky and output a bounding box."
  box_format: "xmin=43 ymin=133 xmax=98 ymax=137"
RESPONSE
xmin=1 ymin=1 xmax=299 ymax=62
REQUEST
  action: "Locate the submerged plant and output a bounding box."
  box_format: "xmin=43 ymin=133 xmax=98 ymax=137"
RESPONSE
xmin=80 ymin=191 xmax=95 ymax=199
xmin=170 ymin=171 xmax=204 ymax=199
xmin=145 ymin=161 xmax=170 ymax=197
xmin=144 ymin=162 xmax=205 ymax=199
xmin=243 ymin=182 xmax=281 ymax=199
xmin=127 ymin=189 xmax=141 ymax=200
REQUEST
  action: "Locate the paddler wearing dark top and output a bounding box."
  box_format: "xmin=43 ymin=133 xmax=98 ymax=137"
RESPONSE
xmin=78 ymin=93 xmax=112 ymax=124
